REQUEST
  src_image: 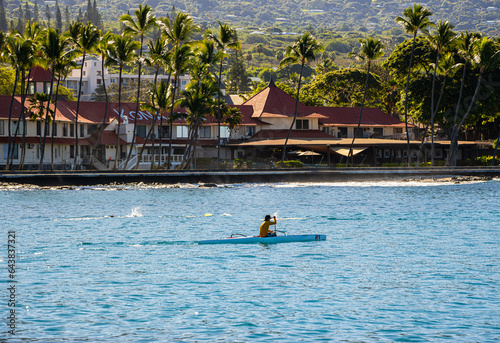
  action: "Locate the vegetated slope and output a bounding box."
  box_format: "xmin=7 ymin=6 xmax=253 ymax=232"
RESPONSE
xmin=4 ymin=0 xmax=499 ymax=35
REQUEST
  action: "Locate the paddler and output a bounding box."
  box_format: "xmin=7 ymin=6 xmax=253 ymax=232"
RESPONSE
xmin=259 ymin=215 xmax=277 ymax=237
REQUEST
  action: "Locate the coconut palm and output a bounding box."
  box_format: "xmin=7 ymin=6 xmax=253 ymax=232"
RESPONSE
xmin=279 ymin=32 xmax=323 ymax=165
xmin=50 ymin=48 xmax=76 ymax=170
xmin=2 ymin=35 xmax=32 ymax=169
xmin=66 ymin=21 xmax=100 ymax=170
xmin=447 ymin=37 xmax=500 ymax=166
xmin=90 ymin=31 xmax=113 ymax=169
xmin=106 ymin=34 xmax=140 ymax=169
xmin=140 ymin=81 xmax=172 ymax=169
xmin=417 ymin=22 xmax=456 ymax=166
xmin=120 ymin=4 xmax=157 ymax=169
xmin=206 ymin=21 xmax=240 ymax=168
xmin=396 ymin=3 xmax=434 ymax=166
xmin=346 ymin=37 xmax=384 ymax=167
xmin=39 ymin=28 xmax=70 ymax=170
xmin=177 ymin=78 xmax=219 ymax=169
xmin=159 ymin=11 xmax=198 ymax=168
xmin=139 ymin=36 xmax=169 ymax=168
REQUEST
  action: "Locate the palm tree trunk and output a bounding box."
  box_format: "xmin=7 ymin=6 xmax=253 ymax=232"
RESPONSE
xmin=447 ymin=63 xmax=468 ymax=166
xmin=217 ymin=58 xmax=223 ymax=168
xmin=39 ymin=64 xmax=56 ymax=170
xmin=347 ymin=62 xmax=371 ymax=167
xmin=19 ymin=70 xmax=31 ymax=170
xmin=158 ymin=73 xmax=172 ymax=169
xmin=167 ymin=75 xmax=178 ymax=170
xmin=114 ymin=65 xmax=124 ymax=170
xmin=51 ymin=75 xmax=63 ymax=171
xmin=448 ymin=72 xmax=482 ymax=166
xmin=74 ymin=52 xmax=86 ymax=170
xmin=6 ymin=72 xmax=19 ymax=168
xmin=281 ymin=63 xmax=304 ymax=166
xmin=91 ymin=58 xmax=109 ymax=170
xmin=403 ymin=33 xmax=417 ymax=167
xmin=124 ymin=35 xmax=144 ymax=169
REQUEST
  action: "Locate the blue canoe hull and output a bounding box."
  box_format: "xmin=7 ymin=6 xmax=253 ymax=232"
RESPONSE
xmin=198 ymin=234 xmax=326 ymax=245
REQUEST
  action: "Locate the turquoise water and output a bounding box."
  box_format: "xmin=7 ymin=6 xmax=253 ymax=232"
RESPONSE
xmin=2 ymin=179 xmax=500 ymax=342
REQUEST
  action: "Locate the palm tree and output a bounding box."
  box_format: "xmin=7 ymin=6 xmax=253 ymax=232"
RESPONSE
xmin=39 ymin=28 xmax=70 ymax=170
xmin=66 ymin=21 xmax=100 ymax=170
xmin=139 ymin=36 xmax=169 ymax=168
xmin=418 ymin=21 xmax=456 ymax=166
xmin=396 ymin=3 xmax=434 ymax=166
xmin=2 ymin=35 xmax=32 ymax=169
xmin=177 ymin=79 xmax=219 ymax=169
xmin=206 ymin=21 xmax=240 ymax=168
xmin=159 ymin=11 xmax=198 ymax=169
xmin=347 ymin=37 xmax=384 ymax=167
xmin=50 ymin=49 xmax=76 ymax=171
xmin=120 ymin=4 xmax=157 ymax=169
xmin=90 ymin=31 xmax=113 ymax=169
xmin=278 ymin=32 xmax=323 ymax=165
xmin=447 ymin=37 xmax=500 ymax=166
xmin=106 ymin=34 xmax=140 ymax=169
xmin=140 ymin=81 xmax=172 ymax=169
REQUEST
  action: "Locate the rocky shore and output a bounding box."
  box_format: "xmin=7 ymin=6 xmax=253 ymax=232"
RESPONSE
xmin=1 ymin=167 xmax=499 ymax=187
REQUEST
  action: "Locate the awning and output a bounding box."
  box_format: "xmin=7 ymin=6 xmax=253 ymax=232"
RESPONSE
xmin=331 ymin=147 xmax=368 ymax=157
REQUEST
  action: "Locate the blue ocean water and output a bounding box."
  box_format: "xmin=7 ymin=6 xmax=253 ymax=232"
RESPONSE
xmin=1 ymin=179 xmax=500 ymax=342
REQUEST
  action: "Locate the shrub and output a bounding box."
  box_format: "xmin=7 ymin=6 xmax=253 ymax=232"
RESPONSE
xmin=275 ymin=160 xmax=304 ymax=168
xmin=233 ymin=159 xmax=253 ymax=169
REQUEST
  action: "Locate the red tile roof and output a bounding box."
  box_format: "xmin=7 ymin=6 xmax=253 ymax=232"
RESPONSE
xmin=243 ymin=81 xmax=325 ymax=119
xmin=27 ymin=66 xmax=56 ymax=82
xmin=312 ymin=106 xmax=407 ymax=127
xmin=250 ymin=129 xmax=334 ymax=140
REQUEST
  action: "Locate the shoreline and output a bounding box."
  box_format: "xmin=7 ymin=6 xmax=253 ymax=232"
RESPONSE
xmin=1 ymin=167 xmax=499 ymax=186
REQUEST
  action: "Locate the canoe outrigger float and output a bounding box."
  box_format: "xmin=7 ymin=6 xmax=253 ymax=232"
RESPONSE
xmin=198 ymin=233 xmax=326 ymax=245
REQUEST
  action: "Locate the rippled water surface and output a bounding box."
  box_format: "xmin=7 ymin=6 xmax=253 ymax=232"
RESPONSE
xmin=1 ymin=180 xmax=500 ymax=342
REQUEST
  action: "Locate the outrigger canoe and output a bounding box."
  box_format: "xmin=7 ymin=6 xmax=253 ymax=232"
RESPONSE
xmin=198 ymin=234 xmax=326 ymax=245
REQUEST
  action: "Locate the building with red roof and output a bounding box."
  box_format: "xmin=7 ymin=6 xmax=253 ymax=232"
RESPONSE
xmin=1 ymin=78 xmax=481 ymax=170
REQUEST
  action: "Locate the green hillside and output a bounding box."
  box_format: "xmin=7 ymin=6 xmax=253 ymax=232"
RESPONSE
xmin=3 ymin=0 xmax=500 ymax=35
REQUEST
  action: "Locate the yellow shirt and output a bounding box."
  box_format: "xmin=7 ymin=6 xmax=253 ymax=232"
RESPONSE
xmin=259 ymin=219 xmax=276 ymax=237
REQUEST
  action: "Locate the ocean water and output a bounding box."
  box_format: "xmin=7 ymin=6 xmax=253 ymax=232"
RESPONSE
xmin=1 ymin=179 xmax=500 ymax=342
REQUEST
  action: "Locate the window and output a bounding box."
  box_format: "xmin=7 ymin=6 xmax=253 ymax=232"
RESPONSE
xmin=63 ymin=123 xmax=68 ymax=137
xmin=53 ymin=122 xmax=57 ymax=136
xmin=44 ymin=83 xmax=51 ymax=94
xmin=97 ymin=70 xmax=101 ymax=76
xmin=159 ymin=126 xmax=169 ymax=138
xmin=70 ymin=124 xmax=75 ymax=137
xmin=394 ymin=128 xmax=403 ymax=134
xmin=338 ymin=127 xmax=347 ymax=138
xmin=88 ymin=125 xmax=98 ymax=135
xmin=37 ymin=121 xmax=42 ymax=136
xmin=199 ymin=126 xmax=211 ymax=138
xmin=110 ymin=78 xmax=115 ymax=83
xmin=177 ymin=126 xmax=188 ymax=138
xmin=12 ymin=121 xmax=25 ymax=135
xmin=246 ymin=126 xmax=255 ymax=136
xmin=219 ymin=126 xmax=230 ymax=138
xmin=70 ymin=145 xmax=75 ymax=158
xmin=94 ymin=62 xmax=97 ymax=67
xmin=97 ymin=79 xmax=101 ymax=85
xmin=80 ymin=124 xmax=85 ymax=137
xmin=0 ymin=120 xmax=4 ymax=135
xmin=4 ymin=144 xmax=18 ymax=159
xmin=137 ymin=125 xmax=146 ymax=138
xmin=83 ymin=71 xmax=86 ymax=76
xmin=296 ymin=119 xmax=309 ymax=130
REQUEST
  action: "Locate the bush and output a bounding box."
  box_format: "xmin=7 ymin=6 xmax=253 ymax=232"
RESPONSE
xmin=275 ymin=160 xmax=304 ymax=168
xmin=233 ymin=159 xmax=253 ymax=169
